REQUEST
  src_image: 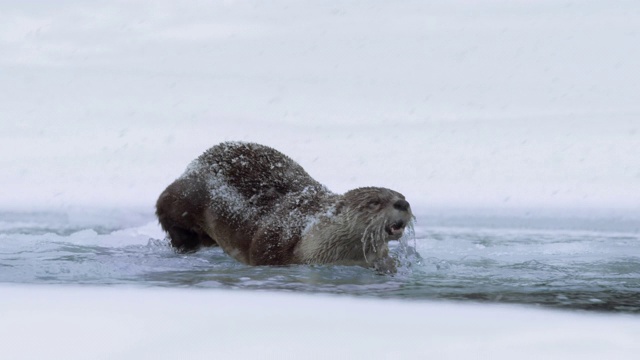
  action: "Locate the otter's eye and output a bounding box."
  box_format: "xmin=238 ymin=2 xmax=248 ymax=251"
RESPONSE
xmin=368 ymin=200 xmax=381 ymax=209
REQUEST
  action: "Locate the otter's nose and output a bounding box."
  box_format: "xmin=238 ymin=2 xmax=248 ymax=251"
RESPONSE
xmin=393 ymin=199 xmax=410 ymax=212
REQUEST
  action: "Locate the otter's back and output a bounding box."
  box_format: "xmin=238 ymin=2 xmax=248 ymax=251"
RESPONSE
xmin=184 ymin=142 xmax=326 ymax=216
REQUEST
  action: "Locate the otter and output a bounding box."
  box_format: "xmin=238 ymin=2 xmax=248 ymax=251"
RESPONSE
xmin=155 ymin=142 xmax=413 ymax=273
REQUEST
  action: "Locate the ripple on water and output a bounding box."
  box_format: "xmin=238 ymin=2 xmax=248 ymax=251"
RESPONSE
xmin=0 ymin=217 xmax=639 ymax=313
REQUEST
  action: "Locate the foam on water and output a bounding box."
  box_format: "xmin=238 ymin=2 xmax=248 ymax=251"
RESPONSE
xmin=1 ymin=210 xmax=638 ymax=313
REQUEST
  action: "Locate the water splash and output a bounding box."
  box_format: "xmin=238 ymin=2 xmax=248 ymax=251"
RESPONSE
xmin=392 ymin=221 xmax=423 ymax=273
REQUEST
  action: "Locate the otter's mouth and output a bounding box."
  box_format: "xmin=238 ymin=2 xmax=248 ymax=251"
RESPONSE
xmin=385 ymin=220 xmax=406 ymax=238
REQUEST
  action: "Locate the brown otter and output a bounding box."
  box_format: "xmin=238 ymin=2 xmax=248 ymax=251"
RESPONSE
xmin=155 ymin=142 xmax=413 ymax=273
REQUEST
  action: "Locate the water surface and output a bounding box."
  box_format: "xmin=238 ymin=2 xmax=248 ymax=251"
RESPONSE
xmin=1 ymin=210 xmax=638 ymax=313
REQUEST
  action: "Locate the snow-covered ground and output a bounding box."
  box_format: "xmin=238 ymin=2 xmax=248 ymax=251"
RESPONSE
xmin=1 ymin=0 xmax=638 ymax=212
xmin=1 ymin=0 xmax=639 ymax=358
xmin=1 ymin=285 xmax=639 ymax=360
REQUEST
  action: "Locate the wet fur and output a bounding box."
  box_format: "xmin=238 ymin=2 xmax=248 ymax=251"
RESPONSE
xmin=156 ymin=142 xmax=413 ymax=273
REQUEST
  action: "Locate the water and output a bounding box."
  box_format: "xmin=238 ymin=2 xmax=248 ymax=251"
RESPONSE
xmin=1 ymin=210 xmax=639 ymax=313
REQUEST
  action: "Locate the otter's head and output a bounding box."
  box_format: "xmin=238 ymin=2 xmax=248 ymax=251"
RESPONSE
xmin=340 ymin=187 xmax=413 ymax=241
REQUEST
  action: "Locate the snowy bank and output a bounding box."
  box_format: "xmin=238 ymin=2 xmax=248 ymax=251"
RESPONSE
xmin=1 ymin=285 xmax=639 ymax=359
xmin=1 ymin=0 xmax=639 ymax=212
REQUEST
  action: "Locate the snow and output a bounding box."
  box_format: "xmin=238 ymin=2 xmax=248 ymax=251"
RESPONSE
xmin=1 ymin=285 xmax=639 ymax=360
xmin=1 ymin=0 xmax=639 ymax=357
xmin=1 ymin=0 xmax=638 ymax=213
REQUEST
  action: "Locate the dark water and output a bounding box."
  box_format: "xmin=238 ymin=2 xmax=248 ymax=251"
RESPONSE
xmin=1 ymin=210 xmax=639 ymax=313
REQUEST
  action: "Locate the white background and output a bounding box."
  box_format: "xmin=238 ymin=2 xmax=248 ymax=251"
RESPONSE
xmin=1 ymin=0 xmax=638 ymax=213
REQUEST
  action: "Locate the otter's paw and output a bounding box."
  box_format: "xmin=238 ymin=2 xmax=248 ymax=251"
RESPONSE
xmin=372 ymin=256 xmax=398 ymax=275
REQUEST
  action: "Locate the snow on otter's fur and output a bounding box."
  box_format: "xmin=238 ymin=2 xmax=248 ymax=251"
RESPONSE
xmin=156 ymin=142 xmax=413 ymax=273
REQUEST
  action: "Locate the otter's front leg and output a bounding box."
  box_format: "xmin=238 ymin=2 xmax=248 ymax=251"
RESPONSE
xmin=372 ymin=256 xmax=398 ymax=275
